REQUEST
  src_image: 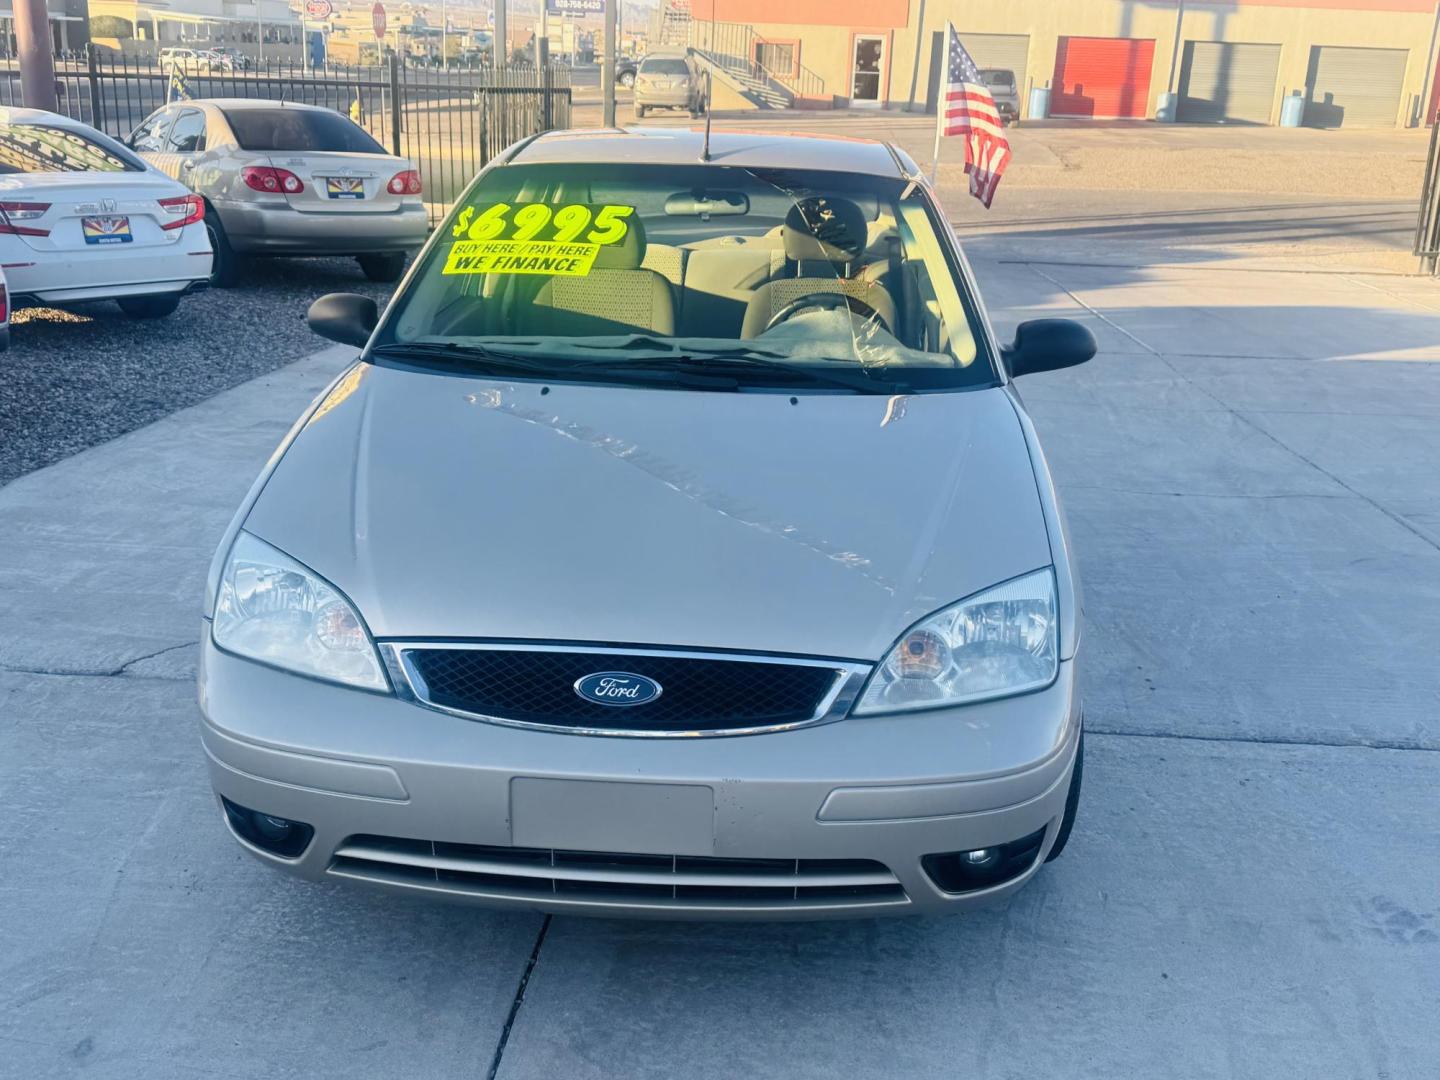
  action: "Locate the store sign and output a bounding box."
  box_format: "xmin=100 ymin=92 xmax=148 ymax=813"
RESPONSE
xmin=545 ymin=0 xmax=605 ymax=14
xmin=372 ymin=1 xmax=387 ymax=39
xmin=303 ymin=0 xmax=333 ymax=18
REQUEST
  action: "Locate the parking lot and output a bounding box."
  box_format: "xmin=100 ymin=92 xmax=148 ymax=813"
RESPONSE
xmin=2 ymin=118 xmax=1438 ymax=1078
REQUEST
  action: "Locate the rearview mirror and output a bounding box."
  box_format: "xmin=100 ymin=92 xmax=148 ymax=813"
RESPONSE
xmin=1001 ymin=319 xmax=1097 ymax=378
xmin=307 ymin=293 xmax=378 ymax=348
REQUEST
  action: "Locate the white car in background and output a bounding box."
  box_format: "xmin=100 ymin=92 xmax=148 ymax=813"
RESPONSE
xmin=0 ymin=108 xmax=211 ymax=321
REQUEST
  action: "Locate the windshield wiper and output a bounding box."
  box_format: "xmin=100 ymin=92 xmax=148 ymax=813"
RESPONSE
xmin=368 ymin=341 xmax=739 ymax=390
xmin=369 ymin=341 xmax=559 ymax=375
xmin=574 ymin=354 xmax=907 ymax=395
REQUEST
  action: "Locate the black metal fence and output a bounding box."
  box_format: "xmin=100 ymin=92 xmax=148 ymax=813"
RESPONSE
xmin=0 ymin=49 xmax=572 ymax=227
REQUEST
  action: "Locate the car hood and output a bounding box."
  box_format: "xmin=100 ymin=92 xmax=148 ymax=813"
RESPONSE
xmin=243 ymin=363 xmax=1052 ymax=661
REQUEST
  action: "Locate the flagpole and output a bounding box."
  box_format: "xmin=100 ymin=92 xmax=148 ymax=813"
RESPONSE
xmin=930 ymin=21 xmax=949 ymax=184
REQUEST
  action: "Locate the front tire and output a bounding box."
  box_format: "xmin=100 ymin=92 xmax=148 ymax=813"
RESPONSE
xmin=117 ymin=294 xmax=181 ymax=319
xmin=356 ymin=252 xmax=406 ymax=283
xmin=204 ymin=208 xmax=241 ymax=288
xmin=619 ymin=70 xmax=635 ymax=88
xmin=634 ymin=104 xmax=647 ymax=120
xmin=1045 ymin=729 xmax=1084 ymax=862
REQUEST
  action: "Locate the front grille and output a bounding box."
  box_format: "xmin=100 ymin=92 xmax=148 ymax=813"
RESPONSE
xmin=401 ymin=647 xmax=852 ymax=734
xmin=329 ymin=834 xmax=908 ymax=910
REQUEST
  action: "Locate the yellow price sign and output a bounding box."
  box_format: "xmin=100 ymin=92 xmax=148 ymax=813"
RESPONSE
xmin=443 ymin=240 xmax=602 ymax=276
xmin=449 ymin=202 xmax=635 ymax=246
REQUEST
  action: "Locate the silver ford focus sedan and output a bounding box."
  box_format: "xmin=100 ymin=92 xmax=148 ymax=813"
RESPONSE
xmin=199 ymin=128 xmax=1096 ymax=919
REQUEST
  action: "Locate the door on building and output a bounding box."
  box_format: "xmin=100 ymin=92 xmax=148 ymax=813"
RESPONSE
xmin=851 ymin=35 xmax=886 ymax=107
xmin=1176 ymin=41 xmax=1282 ymax=124
xmin=1303 ymin=45 xmax=1408 ymax=128
xmin=1050 ymin=35 xmax=1155 ymax=119
xmin=926 ymin=31 xmax=1029 ymax=113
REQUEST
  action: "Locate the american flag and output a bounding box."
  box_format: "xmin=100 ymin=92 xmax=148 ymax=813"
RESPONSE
xmin=937 ymin=22 xmax=1011 ymax=209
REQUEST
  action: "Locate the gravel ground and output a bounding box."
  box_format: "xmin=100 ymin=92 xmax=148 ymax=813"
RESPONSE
xmin=0 ymin=257 xmax=395 ymax=488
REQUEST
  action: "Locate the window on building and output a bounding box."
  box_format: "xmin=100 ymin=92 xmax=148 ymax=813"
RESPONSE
xmin=756 ymin=42 xmax=794 ymax=75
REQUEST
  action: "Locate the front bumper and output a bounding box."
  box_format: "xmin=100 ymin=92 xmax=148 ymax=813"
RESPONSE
xmin=199 ymin=634 xmax=1081 ymax=920
xmin=215 ymin=200 xmax=429 ymax=256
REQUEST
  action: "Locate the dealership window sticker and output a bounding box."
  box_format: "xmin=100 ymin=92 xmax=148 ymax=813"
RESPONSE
xmin=443 ymin=202 xmax=635 ymax=276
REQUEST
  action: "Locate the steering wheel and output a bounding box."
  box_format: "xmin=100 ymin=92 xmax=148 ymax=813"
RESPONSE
xmin=763 ymin=292 xmax=890 ymax=335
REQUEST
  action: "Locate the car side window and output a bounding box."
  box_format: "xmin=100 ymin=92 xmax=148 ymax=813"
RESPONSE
xmin=167 ymin=109 xmax=206 ymax=153
xmin=130 ymin=111 xmax=172 ymax=153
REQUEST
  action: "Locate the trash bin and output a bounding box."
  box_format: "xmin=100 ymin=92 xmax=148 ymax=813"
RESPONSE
xmin=1028 ymin=85 xmax=1049 ymax=121
xmin=1155 ymin=91 xmax=1178 ymax=123
xmin=1279 ymin=91 xmax=1305 ymax=128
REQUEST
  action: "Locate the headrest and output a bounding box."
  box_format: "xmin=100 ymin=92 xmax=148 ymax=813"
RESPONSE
xmin=783 ymin=196 xmax=867 ymax=265
xmin=593 ymin=212 xmax=646 ymax=270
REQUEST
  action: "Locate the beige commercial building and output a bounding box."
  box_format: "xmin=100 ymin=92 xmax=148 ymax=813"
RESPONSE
xmin=674 ymin=0 xmax=1440 ymax=127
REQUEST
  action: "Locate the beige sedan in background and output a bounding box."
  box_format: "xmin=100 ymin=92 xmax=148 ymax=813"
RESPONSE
xmin=128 ymin=99 xmax=429 ymax=286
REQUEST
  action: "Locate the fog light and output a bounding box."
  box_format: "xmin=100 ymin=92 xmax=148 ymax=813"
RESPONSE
xmin=221 ymin=797 xmax=314 ymax=859
xmin=921 ymin=827 xmax=1048 ymax=894
xmin=253 ymin=813 xmax=296 ymax=843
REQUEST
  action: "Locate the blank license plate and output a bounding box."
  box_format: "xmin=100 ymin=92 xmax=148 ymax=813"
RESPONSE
xmin=82 ymin=215 xmax=132 ymax=244
xmin=511 ymin=778 xmax=715 ymax=855
xmin=325 ymin=177 xmax=365 ymax=200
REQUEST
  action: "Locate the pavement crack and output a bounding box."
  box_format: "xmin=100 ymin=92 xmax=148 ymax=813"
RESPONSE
xmin=117 ymin=641 xmax=198 ymax=676
xmin=1089 ymin=726 xmax=1440 ymax=753
xmin=1066 ymin=484 xmax=1355 ymax=501
xmin=1 ymin=641 xmax=197 ymax=681
xmin=486 ymin=914 xmax=552 ymax=1080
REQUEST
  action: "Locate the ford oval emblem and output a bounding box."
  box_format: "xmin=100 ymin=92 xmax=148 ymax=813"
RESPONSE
xmin=574 ymin=671 xmax=663 ymax=707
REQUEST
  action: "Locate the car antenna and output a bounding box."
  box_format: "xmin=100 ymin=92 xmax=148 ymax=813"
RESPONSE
xmin=700 ymin=72 xmax=713 ymax=162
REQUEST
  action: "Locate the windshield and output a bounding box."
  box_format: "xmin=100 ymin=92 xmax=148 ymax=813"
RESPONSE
xmin=222 ymin=108 xmax=385 ymax=153
xmin=981 ymin=70 xmax=1015 ymax=88
xmin=0 ymin=123 xmax=143 ymax=174
xmin=376 ymin=162 xmax=995 ymax=394
xmin=640 ymin=58 xmax=690 ymax=75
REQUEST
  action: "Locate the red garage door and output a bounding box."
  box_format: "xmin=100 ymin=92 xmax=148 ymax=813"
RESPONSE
xmin=1051 ymin=36 xmax=1156 ymax=118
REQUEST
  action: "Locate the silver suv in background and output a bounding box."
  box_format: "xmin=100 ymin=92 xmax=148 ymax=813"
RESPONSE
xmin=979 ymin=68 xmax=1021 ymax=125
xmin=128 ymin=99 xmax=428 ymax=286
xmin=634 ymin=51 xmax=707 ymax=119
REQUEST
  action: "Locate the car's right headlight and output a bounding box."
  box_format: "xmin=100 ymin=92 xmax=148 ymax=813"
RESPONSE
xmin=853 ymin=568 xmax=1058 ymax=715
xmin=212 ymin=531 xmax=388 ymax=692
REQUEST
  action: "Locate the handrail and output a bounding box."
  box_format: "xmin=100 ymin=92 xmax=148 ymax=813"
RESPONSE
xmin=684 ymin=17 xmax=827 ymax=103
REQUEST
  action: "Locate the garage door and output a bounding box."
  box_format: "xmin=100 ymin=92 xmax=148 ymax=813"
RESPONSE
xmin=1176 ymin=41 xmax=1281 ymax=124
xmin=1303 ymin=45 xmax=1408 ymax=128
xmin=1050 ymin=35 xmax=1156 ymax=119
xmin=926 ymin=32 xmax=1029 ymax=113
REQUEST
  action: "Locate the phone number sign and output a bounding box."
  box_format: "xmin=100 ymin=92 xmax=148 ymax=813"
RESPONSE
xmin=545 ymin=0 xmax=605 ymax=14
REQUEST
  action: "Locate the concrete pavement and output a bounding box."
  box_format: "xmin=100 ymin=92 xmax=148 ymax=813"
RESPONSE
xmin=2 ymin=240 xmax=1438 ymax=1077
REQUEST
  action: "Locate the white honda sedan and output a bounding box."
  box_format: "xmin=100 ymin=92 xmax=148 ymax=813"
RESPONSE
xmin=0 ymin=108 xmax=211 ymax=320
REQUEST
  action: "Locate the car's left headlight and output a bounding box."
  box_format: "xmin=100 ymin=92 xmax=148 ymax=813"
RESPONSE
xmin=212 ymin=531 xmax=388 ymax=692
xmin=854 ymin=568 xmax=1058 ymax=715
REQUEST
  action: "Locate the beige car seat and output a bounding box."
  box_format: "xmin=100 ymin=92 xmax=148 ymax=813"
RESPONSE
xmin=513 ymin=215 xmax=676 ymax=337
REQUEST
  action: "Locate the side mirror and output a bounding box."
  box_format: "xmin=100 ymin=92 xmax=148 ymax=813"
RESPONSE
xmin=1001 ymin=318 xmax=1097 ymax=378
xmin=307 ymin=293 xmax=378 ymax=348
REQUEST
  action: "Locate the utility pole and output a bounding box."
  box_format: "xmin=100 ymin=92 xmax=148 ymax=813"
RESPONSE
xmin=1166 ymin=0 xmax=1185 ymax=93
xmin=493 ymin=0 xmax=506 ymax=66
xmin=1419 ymin=0 xmax=1440 ymax=126
xmin=601 ymin=0 xmax=615 ymax=126
xmin=14 ymin=0 xmax=57 ymax=111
